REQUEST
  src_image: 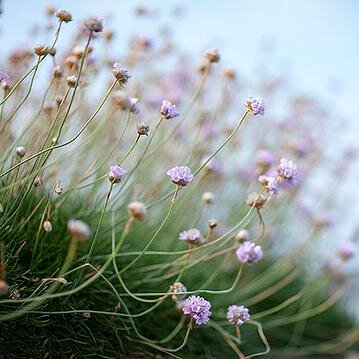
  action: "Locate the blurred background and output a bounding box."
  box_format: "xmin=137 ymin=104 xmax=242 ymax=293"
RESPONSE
xmin=0 ymin=0 xmax=358 ymax=319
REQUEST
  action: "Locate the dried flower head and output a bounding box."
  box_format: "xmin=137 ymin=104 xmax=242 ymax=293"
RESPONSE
xmin=33 ymin=176 xmax=43 ymax=188
xmin=236 ymin=241 xmax=263 ymax=264
xmin=83 ymin=16 xmax=104 ymax=33
xmin=55 ymin=179 xmax=64 ymax=195
xmin=224 ymin=67 xmax=236 ymax=80
xmin=245 ymin=96 xmax=265 ymax=115
xmin=204 ymin=48 xmax=220 ymax=63
xmin=34 ymin=44 xmax=49 ymax=56
xmin=43 ymin=220 xmax=53 ymax=232
xmin=202 ymin=191 xmax=214 ymax=204
xmin=182 ymin=295 xmax=212 ymax=325
xmin=246 ymin=192 xmax=266 ymax=209
xmin=66 ymin=75 xmax=77 ymax=87
xmin=108 ymin=165 xmax=126 ymax=184
xmin=227 ymin=305 xmax=250 ymax=326
xmin=112 ymin=63 xmax=131 ymax=86
xmin=53 ymin=65 xmax=63 ymax=79
xmin=179 ymin=228 xmax=205 ymax=245
xmin=160 ymin=100 xmax=180 ymax=119
xmin=170 ymin=282 xmax=187 ymax=302
xmin=277 ymin=157 xmax=298 ymax=186
xmin=15 ymin=146 xmax=26 ymax=158
xmin=137 ymin=122 xmax=150 ymax=136
xmin=338 ymin=240 xmax=355 ymax=261
xmin=167 ymin=166 xmax=194 ymax=186
xmin=128 ymin=201 xmax=147 ymax=221
xmin=55 ymin=9 xmax=72 ymax=22
xmin=67 ymin=219 xmax=91 ymax=241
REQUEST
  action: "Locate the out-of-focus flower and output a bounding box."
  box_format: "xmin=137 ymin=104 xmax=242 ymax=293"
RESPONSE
xmin=201 ymin=156 xmax=223 ymax=176
xmin=182 ymin=295 xmax=212 ymax=325
xmin=170 ymin=282 xmax=187 ymax=302
xmin=227 ymin=305 xmax=250 ymax=326
xmin=245 ymin=96 xmax=265 ymax=115
xmin=246 ymin=192 xmax=266 ymax=209
xmin=167 ymin=166 xmax=194 ymax=186
xmin=83 ymin=16 xmax=104 ymax=33
xmin=160 ymin=100 xmax=180 ymax=119
xmin=128 ymin=97 xmax=140 ymax=115
xmin=202 ymin=191 xmax=214 ymax=204
xmin=112 ymin=63 xmax=131 ymax=86
xmin=0 ymin=70 xmax=10 ymax=84
xmin=0 ymin=280 xmax=9 ymax=294
xmin=204 ymin=48 xmax=220 ymax=63
xmin=108 ymin=165 xmax=126 ymax=184
xmin=256 ymin=150 xmax=274 ymax=170
xmin=258 ymin=175 xmax=279 ymax=197
xmin=179 ymin=228 xmax=205 ymax=245
xmin=67 ymin=219 xmax=91 ymax=241
xmin=128 ymin=201 xmax=147 ymax=221
xmin=338 ymin=240 xmax=355 ymax=261
xmin=43 ymin=220 xmax=53 ymax=232
xmin=236 ymin=241 xmax=263 ymax=264
xmin=55 ymin=9 xmax=72 ymax=22
xmin=235 ymin=229 xmax=249 ymax=242
xmin=277 ymin=157 xmax=298 ymax=186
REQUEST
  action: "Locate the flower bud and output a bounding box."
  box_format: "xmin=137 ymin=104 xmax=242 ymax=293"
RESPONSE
xmin=0 ymin=280 xmax=8 ymax=294
xmin=201 ymin=191 xmax=214 ymax=204
xmin=15 ymin=146 xmax=26 ymax=158
xmin=170 ymin=282 xmax=187 ymax=302
xmin=43 ymin=220 xmax=53 ymax=232
xmin=208 ymin=219 xmax=218 ymax=229
xmin=235 ymin=229 xmax=249 ymax=242
xmin=34 ymin=176 xmax=43 ymax=188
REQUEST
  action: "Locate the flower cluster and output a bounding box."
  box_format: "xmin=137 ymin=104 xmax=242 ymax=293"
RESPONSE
xmin=179 ymin=228 xmax=205 ymax=246
xmin=167 ymin=166 xmax=194 ymax=186
xmin=160 ymin=100 xmax=180 ymax=119
xmin=182 ymin=295 xmax=212 ymax=325
xmin=236 ymin=241 xmax=263 ymax=264
xmin=227 ymin=305 xmax=250 ymax=326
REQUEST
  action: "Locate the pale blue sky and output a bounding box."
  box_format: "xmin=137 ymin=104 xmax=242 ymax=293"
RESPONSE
xmin=1 ymin=0 xmax=359 ymax=123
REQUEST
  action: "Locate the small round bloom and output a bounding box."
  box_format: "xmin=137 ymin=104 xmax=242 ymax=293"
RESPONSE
xmin=258 ymin=175 xmax=279 ymax=197
xmin=108 ymin=165 xmax=126 ymax=184
xmin=235 ymin=229 xmax=249 ymax=242
xmin=236 ymin=241 xmax=263 ymax=264
xmin=277 ymin=157 xmax=298 ymax=185
xmin=245 ymin=96 xmax=265 ymax=115
xmin=167 ymin=166 xmax=194 ymax=186
xmin=67 ymin=219 xmax=91 ymax=241
xmin=170 ymin=282 xmax=187 ymax=302
xmin=179 ymin=228 xmax=205 ymax=245
xmin=137 ymin=122 xmax=150 ymax=136
xmin=227 ymin=305 xmax=250 ymax=326
xmin=204 ymin=48 xmax=220 ymax=63
xmin=182 ymin=295 xmax=212 ymax=325
xmin=202 ymin=191 xmax=214 ymax=204
xmin=55 ymin=9 xmax=72 ymax=22
xmin=43 ymin=220 xmax=53 ymax=232
xmin=337 ymin=240 xmax=355 ymax=261
xmin=160 ymin=100 xmax=180 ymax=119
xmin=112 ymin=63 xmax=131 ymax=86
xmin=128 ymin=201 xmax=147 ymax=221
xmin=83 ymin=16 xmax=104 ymax=33
xmin=15 ymin=146 xmax=26 ymax=158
